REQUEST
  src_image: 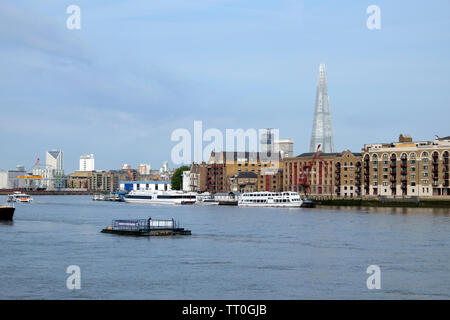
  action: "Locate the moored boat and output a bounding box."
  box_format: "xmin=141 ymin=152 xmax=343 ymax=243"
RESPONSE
xmin=124 ymin=190 xmax=197 ymax=205
xmin=0 ymin=205 xmax=15 ymax=221
xmin=238 ymin=191 xmax=303 ymax=207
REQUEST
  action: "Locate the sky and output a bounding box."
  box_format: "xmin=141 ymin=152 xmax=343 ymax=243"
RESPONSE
xmin=1 ymin=0 xmax=449 ymax=172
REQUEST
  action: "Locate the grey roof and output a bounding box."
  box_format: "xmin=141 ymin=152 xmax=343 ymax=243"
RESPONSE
xmin=236 ymin=172 xmax=258 ymax=179
xmin=439 ymin=136 xmax=450 ymax=141
xmin=211 ymin=151 xmax=281 ymax=162
xmin=295 ymin=151 xmax=362 ymax=158
xmin=47 ymin=150 xmax=61 ymax=159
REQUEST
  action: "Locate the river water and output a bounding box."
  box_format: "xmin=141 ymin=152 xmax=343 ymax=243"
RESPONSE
xmin=0 ymin=195 xmax=449 ymax=299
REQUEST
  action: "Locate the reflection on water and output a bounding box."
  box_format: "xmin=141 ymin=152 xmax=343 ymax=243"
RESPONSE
xmin=0 ymin=195 xmax=449 ymax=299
xmin=320 ymin=205 xmax=450 ymax=216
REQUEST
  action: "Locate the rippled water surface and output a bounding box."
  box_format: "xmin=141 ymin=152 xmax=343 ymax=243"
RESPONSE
xmin=1 ymin=195 xmax=449 ymax=299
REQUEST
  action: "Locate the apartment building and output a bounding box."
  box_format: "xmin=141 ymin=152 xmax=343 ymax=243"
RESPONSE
xmin=362 ymin=135 xmax=450 ymax=197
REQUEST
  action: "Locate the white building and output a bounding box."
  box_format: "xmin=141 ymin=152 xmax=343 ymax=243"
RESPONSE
xmin=120 ymin=181 xmax=172 ymax=192
xmin=182 ymin=171 xmax=191 ymax=192
xmin=121 ymin=164 xmax=131 ymax=170
xmin=46 ymin=150 xmax=63 ymax=170
xmin=38 ymin=150 xmax=65 ymax=190
xmin=274 ymin=139 xmax=294 ymax=159
xmin=79 ymin=154 xmax=95 ymax=171
xmin=160 ymin=161 xmax=169 ymax=173
xmin=138 ymin=163 xmax=151 ymax=175
xmin=0 ymin=165 xmax=27 ymax=189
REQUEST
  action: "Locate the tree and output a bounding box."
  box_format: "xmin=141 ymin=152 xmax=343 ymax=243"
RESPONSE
xmin=171 ymin=165 xmax=190 ymax=190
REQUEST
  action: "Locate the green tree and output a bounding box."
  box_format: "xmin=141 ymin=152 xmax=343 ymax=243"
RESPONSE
xmin=171 ymin=165 xmax=190 ymax=190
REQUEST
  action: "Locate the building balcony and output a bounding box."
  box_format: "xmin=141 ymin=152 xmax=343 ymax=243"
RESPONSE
xmin=390 ymin=163 xmax=397 ymax=168
xmin=401 ymin=177 xmax=407 ymax=182
xmin=433 ymin=153 xmax=439 ymax=158
xmin=444 ymin=158 xmax=449 ymax=165
xmin=400 ymin=163 xmax=407 ymax=168
xmin=390 ymin=155 xmax=397 ymax=161
xmin=364 ymin=177 xmax=370 ymax=182
xmin=390 ymin=184 xmax=396 ymax=189
xmin=443 ymin=166 xmax=449 ymax=173
xmin=432 ymin=167 xmax=439 ymax=173
xmin=400 ymin=170 xmax=407 ymax=175
xmin=390 ymin=170 xmax=396 ymax=175
xmin=390 ymin=177 xmax=397 ymax=182
xmin=444 ymin=181 xmax=449 ymax=187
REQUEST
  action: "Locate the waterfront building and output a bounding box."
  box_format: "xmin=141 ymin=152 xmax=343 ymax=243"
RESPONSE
xmin=79 ymin=154 xmax=95 ymax=171
xmin=258 ymin=168 xmax=284 ymax=192
xmin=362 ymin=135 xmax=450 ymax=197
xmin=206 ymin=151 xmax=282 ymax=193
xmin=309 ymin=64 xmax=335 ymax=153
xmin=189 ymin=163 xmax=207 ymax=192
xmin=229 ymin=172 xmax=258 ymax=193
xmin=66 ymin=170 xmax=128 ymax=192
xmin=334 ymin=151 xmax=363 ymax=198
xmin=283 ymin=150 xmax=361 ymax=197
xmin=120 ymin=181 xmax=171 ymax=192
xmin=274 ymin=139 xmax=294 ymax=159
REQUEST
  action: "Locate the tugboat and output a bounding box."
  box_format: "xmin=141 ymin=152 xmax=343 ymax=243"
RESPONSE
xmin=101 ymin=217 xmax=191 ymax=236
xmin=0 ymin=205 xmax=15 ymax=221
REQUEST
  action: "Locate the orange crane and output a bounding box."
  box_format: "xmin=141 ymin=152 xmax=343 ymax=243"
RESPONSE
xmin=298 ymin=144 xmax=322 ymax=196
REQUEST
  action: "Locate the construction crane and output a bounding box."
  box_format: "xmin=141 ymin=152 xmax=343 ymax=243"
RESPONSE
xmin=298 ymin=144 xmax=322 ymax=197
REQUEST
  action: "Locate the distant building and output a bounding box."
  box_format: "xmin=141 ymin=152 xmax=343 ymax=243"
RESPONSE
xmin=79 ymin=154 xmax=95 ymax=171
xmin=160 ymin=161 xmax=169 ymax=173
xmin=138 ymin=163 xmax=151 ymax=176
xmin=182 ymin=171 xmax=191 ymax=192
xmin=260 ymin=128 xmax=274 ymax=154
xmin=0 ymin=165 xmax=27 ymax=189
xmin=41 ymin=150 xmax=64 ymax=190
xmin=121 ymin=164 xmax=131 ymax=170
xmin=310 ymin=64 xmax=335 ymax=153
xmin=274 ymin=140 xmax=294 ymax=159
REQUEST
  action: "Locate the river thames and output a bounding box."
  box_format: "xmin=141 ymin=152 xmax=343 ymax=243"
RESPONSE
xmin=1 ymin=195 xmax=449 ymax=299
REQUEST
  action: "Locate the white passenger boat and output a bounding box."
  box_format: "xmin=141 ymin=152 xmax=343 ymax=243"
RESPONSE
xmin=7 ymin=192 xmax=33 ymax=203
xmin=238 ymin=191 xmax=303 ymax=207
xmin=124 ymin=190 xmax=197 ymax=205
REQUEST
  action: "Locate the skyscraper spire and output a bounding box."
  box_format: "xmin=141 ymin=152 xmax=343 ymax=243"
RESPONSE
xmin=309 ymin=64 xmax=335 ymax=153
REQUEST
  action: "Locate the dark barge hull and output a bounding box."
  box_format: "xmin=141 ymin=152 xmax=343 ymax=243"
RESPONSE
xmin=101 ymin=228 xmax=191 ymax=236
xmin=0 ymin=207 xmax=15 ymax=221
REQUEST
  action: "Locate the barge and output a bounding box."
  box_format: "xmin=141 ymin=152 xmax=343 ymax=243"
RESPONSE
xmin=0 ymin=205 xmax=15 ymax=221
xmin=101 ymin=218 xmax=191 ymax=236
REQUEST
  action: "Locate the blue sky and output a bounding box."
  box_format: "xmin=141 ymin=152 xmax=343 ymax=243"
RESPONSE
xmin=1 ymin=0 xmax=449 ymax=172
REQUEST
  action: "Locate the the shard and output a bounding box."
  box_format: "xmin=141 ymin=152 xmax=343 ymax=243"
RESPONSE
xmin=309 ymin=64 xmax=335 ymax=153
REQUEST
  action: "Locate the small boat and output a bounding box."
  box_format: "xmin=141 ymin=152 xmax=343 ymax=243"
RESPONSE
xmin=0 ymin=205 xmax=15 ymax=221
xmin=238 ymin=191 xmax=303 ymax=207
xmin=301 ymin=199 xmax=316 ymax=208
xmin=101 ymin=218 xmax=191 ymax=236
xmin=7 ymin=192 xmax=33 ymax=203
xmin=198 ymin=198 xmax=219 ymax=205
